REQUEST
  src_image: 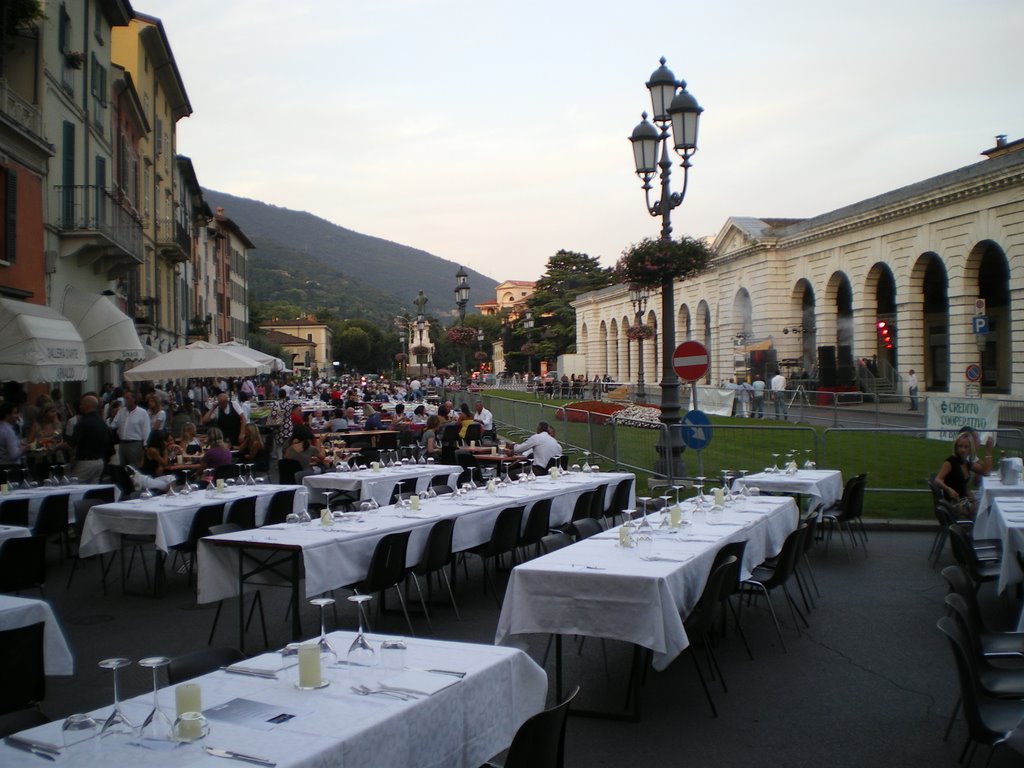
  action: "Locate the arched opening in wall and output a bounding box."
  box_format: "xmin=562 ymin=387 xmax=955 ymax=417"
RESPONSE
xmin=598 ymin=320 xmax=608 ymax=379
xmin=830 ymin=273 xmax=854 ymax=385
xmin=921 ymin=253 xmax=949 ymax=391
xmin=610 ymin=318 xmax=621 ymax=381
xmin=697 ymin=300 xmax=712 ymax=383
xmin=870 ymin=263 xmax=898 ymax=379
xmin=579 ymin=323 xmax=588 ymax=374
xmin=789 ymin=280 xmax=817 ymax=378
xmin=733 ymin=289 xmax=753 ymax=380
xmin=971 ymin=240 xmax=1011 ymax=393
xmin=678 ymin=304 xmax=692 ymax=341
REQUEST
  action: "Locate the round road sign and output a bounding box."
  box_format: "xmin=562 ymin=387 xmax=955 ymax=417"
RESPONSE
xmin=681 ymin=409 xmax=712 ymax=450
xmin=965 ymin=364 xmax=982 ymax=382
xmin=673 ymin=341 xmax=710 ymax=383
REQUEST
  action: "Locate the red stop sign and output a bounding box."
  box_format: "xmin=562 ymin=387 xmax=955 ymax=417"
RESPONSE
xmin=673 ymin=341 xmax=709 ymax=382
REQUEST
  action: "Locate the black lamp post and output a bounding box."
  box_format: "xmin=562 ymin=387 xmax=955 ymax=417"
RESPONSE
xmin=629 ymin=57 xmax=703 ymax=479
xmin=630 ymin=284 xmax=650 ymax=403
xmin=523 ymin=310 xmax=535 ymax=378
xmin=414 ymin=290 xmax=428 ymax=376
xmin=454 ymin=266 xmax=470 ymax=387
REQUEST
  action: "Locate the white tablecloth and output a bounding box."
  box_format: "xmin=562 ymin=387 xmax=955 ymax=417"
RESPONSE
xmin=975 ymin=475 xmax=1024 ymax=525
xmin=0 ymin=524 xmax=31 ymax=545
xmin=0 ymin=594 xmax=74 ymax=675
xmin=973 ymin=494 xmax=1024 ymax=616
xmin=198 ymin=472 xmax=636 ymax=604
xmin=495 ymin=495 xmax=797 ymax=671
xmin=80 ymin=485 xmax=304 ymax=557
xmin=302 ymin=464 xmax=462 ymax=506
xmin=735 ymin=469 xmax=843 ymax=513
xmin=0 ymin=484 xmax=119 ymax=527
xmin=0 ymin=631 xmax=546 ymax=768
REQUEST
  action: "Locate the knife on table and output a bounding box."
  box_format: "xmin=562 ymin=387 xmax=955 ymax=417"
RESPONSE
xmin=204 ymin=746 xmax=277 ymax=766
xmin=4 ymin=736 xmax=58 ymax=761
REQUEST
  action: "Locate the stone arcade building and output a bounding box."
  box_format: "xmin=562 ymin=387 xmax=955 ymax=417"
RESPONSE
xmin=573 ymin=137 xmax=1024 ymax=400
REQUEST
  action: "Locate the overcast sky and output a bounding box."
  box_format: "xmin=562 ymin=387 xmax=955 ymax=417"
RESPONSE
xmin=149 ymin=0 xmax=1024 ymax=283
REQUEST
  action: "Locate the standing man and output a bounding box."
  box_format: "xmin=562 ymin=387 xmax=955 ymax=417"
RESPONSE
xmin=907 ymin=369 xmax=920 ymax=411
xmin=473 ymin=400 xmax=495 ymax=441
xmin=202 ymin=391 xmax=246 ymax=445
xmin=111 ymin=390 xmax=150 ymax=468
xmin=751 ymin=375 xmax=766 ymax=419
xmin=771 ymin=369 xmax=788 ymax=421
xmin=70 ymin=394 xmax=110 ymax=483
xmin=0 ymin=401 xmax=25 ymax=475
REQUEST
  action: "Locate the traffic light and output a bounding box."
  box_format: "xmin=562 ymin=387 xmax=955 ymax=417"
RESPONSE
xmin=876 ymin=320 xmax=894 ymax=350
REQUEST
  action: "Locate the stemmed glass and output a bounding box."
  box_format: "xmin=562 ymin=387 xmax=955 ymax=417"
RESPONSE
xmin=636 ymin=496 xmax=652 ymax=519
xmin=803 ymin=449 xmax=815 ymax=469
xmin=347 ymin=595 xmax=375 ymax=667
xmin=770 ymin=454 xmax=781 ymax=473
xmin=581 ymin=451 xmax=592 ymax=472
xmin=694 ymin=477 xmax=706 ymax=510
xmin=671 ymin=484 xmax=685 ymax=506
xmin=137 ymin=656 xmax=173 ymax=741
xmin=98 ymin=657 xmax=134 ymax=737
xmin=310 ymin=598 xmax=338 ymax=665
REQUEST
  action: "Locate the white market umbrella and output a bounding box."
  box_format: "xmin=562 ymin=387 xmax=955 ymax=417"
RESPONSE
xmin=217 ymin=340 xmax=288 ymax=372
xmin=0 ymin=297 xmax=87 ymax=382
xmin=123 ymin=341 xmax=272 ymax=381
xmin=61 ymin=285 xmax=145 ymax=363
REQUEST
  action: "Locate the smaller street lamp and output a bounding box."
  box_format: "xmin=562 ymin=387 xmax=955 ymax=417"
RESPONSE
xmin=630 ymin=284 xmax=650 ymax=403
xmin=454 ymin=266 xmax=471 ymax=386
xmin=523 ymin=310 xmax=536 ymax=378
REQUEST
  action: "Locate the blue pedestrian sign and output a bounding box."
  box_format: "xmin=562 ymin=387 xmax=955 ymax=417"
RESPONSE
xmin=681 ymin=409 xmax=713 ymax=450
xmin=972 ymin=315 xmax=989 ymax=334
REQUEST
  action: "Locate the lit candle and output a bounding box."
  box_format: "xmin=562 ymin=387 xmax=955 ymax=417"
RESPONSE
xmin=669 ymin=504 xmax=682 ymax=527
xmin=216 ymin=478 xmax=225 ymax=491
xmin=713 ymin=487 xmax=724 ymax=507
xmin=175 ymin=683 xmax=202 ymax=727
xmin=297 ymin=643 xmax=321 ymax=688
xmin=409 ymin=495 xmax=420 ymax=511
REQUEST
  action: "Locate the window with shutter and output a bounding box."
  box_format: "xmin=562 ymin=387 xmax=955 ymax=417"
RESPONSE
xmin=1 ymin=168 xmax=16 ymax=263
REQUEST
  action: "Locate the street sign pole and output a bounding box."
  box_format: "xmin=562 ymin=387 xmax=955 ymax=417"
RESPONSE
xmin=672 ymin=341 xmax=711 ymax=479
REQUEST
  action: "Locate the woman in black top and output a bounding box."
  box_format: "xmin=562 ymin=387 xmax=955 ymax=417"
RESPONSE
xmin=935 ymin=431 xmax=993 ymax=517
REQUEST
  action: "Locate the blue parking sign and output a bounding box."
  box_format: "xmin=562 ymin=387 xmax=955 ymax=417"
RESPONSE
xmin=972 ymin=316 xmax=989 ymax=334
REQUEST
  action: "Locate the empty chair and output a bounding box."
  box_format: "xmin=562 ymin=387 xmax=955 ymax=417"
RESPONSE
xmin=0 ymin=497 xmax=29 ymax=527
xmin=66 ymin=498 xmax=113 ymax=592
xmin=539 ymin=531 xmax=575 ymax=554
xmin=947 ymin=525 xmax=1001 ymax=589
xmin=171 ymin=503 xmax=227 ymax=585
xmin=276 ymin=458 xmax=302 ymax=486
xmin=709 ymin=539 xmax=753 ymax=660
xmin=463 ymin=422 xmax=483 ymax=445
xmin=483 ymin=686 xmax=579 ymax=768
xmin=346 ymin=531 xmax=414 ymax=635
xmin=32 ymin=493 xmax=71 ymax=561
xmin=408 ymin=518 xmax=460 ymax=629
xmin=0 ymin=536 xmax=46 ymax=597
xmin=822 ymin=473 xmax=867 ymax=555
xmin=205 ymin=523 xmax=268 ymax=648
xmin=82 ymin=486 xmax=116 ymax=504
xmin=0 ymin=708 xmax=51 ymax=738
xmin=940 ymin=565 xmax=1024 ymax=658
xmin=571 ymin=518 xmax=603 ymax=541
xmin=456 ymin=452 xmax=482 ymax=486
xmin=0 ymin=622 xmax=45 ymax=715
xmin=168 ymin=646 xmax=245 ymax=684
xmin=265 ymin=489 xmax=298 ymax=525
xmin=569 ymin=489 xmax=595 ymax=524
xmin=936 ymin=615 xmax=1024 ymax=766
xmin=466 ymin=505 xmax=524 ymax=607
xmin=226 ymin=496 xmax=257 ymax=530
xmin=389 ymin=478 xmax=418 ymax=506
xmin=740 ymin=525 xmax=808 ymax=652
xmin=603 ymin=477 xmax=635 ymax=527
xmin=588 ymin=484 xmax=609 ymax=521
xmin=519 ymin=498 xmax=553 ymax=560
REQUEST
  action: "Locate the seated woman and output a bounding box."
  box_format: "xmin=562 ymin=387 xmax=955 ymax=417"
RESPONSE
xmin=410 ymin=404 xmax=428 ymax=425
xmin=935 ymin=431 xmax=993 ymax=518
xmin=419 ymin=415 xmax=443 ymax=461
xmin=201 ymin=427 xmax=234 ymax=470
xmin=178 ymin=421 xmax=203 ymax=456
xmin=363 ymin=405 xmax=385 ymax=431
xmin=285 ymin=424 xmax=327 ymax=482
xmin=456 ymin=403 xmax=475 ymax=440
xmin=27 ymin=404 xmax=68 ymax=465
xmin=138 ymin=429 xmax=178 ymax=491
xmin=309 ymin=409 xmax=328 ymax=432
xmin=237 ymin=423 xmax=267 ymax=468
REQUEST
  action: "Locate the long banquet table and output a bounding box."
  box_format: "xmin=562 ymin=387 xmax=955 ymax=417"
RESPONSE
xmin=495 ymin=494 xmax=797 ymax=674
xmin=0 ymin=483 xmax=119 ymax=527
xmin=734 ymin=468 xmax=843 ymax=514
xmin=301 ymin=463 xmax=462 ymax=506
xmin=0 ymin=523 xmax=31 ymax=545
xmin=0 ymin=631 xmax=546 ymax=768
xmin=973 ymin=477 xmax=1024 ymax=627
xmin=0 ymin=594 xmax=74 ymax=675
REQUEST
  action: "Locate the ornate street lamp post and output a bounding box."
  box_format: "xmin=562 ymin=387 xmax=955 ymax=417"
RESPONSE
xmin=629 ymin=57 xmax=703 ymax=479
xmin=414 ymin=290 xmax=428 ymax=376
xmin=630 ymin=284 xmax=650 ymax=403
xmin=454 ymin=266 xmax=470 ymax=387
xmin=523 ymin=310 xmax=535 ymax=379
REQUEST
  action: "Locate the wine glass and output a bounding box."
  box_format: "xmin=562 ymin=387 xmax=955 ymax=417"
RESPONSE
xmin=310 ymin=598 xmax=338 ymax=665
xmin=671 ymin=484 xmax=685 ymax=505
xmin=770 ymin=454 xmax=780 ymax=473
xmin=581 ymin=451 xmax=592 ymax=472
xmin=137 ymin=656 xmax=173 ymax=741
xmin=347 ymin=595 xmax=375 ymax=668
xmin=636 ymin=496 xmax=652 ymax=518
xmin=98 ymin=657 xmax=134 ymax=737
xmin=694 ymin=476 xmax=706 ymax=510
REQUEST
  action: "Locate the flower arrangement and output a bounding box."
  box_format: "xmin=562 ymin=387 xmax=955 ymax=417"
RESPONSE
xmin=446 ymin=325 xmax=478 ymax=346
xmin=64 ymin=51 xmax=86 ymax=69
xmin=410 ymin=345 xmax=430 ymax=355
xmin=614 ymin=235 xmax=714 ymax=289
xmin=473 ymin=350 xmax=489 ymax=362
xmin=555 ymin=400 xmax=625 ymax=424
xmin=626 ymin=324 xmax=655 ymax=341
xmin=394 ymin=352 xmax=408 ymax=362
xmin=610 ymin=404 xmax=663 ymax=429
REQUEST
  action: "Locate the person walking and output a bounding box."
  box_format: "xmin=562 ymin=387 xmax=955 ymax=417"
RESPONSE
xmin=771 ymin=369 xmax=788 ymax=421
xmin=907 ymin=369 xmax=920 ymax=411
xmin=111 ymin=390 xmax=150 ymax=468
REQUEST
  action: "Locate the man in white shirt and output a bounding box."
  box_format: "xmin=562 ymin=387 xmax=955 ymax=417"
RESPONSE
xmin=907 ymin=369 xmax=919 ymax=411
xmin=111 ymin=390 xmax=151 ymax=467
xmin=770 ymin=370 xmax=788 ymax=421
xmin=473 ymin=400 xmax=495 ymax=440
xmin=511 ymin=421 xmax=562 ymax=472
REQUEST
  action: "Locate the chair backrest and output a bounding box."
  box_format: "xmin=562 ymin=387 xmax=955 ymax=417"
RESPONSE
xmin=167 ymin=646 xmax=245 ymax=685
xmin=463 ymin=423 xmax=483 ymax=444
xmin=570 ymin=490 xmax=595 ymax=523
xmin=502 ymin=685 xmax=579 ymax=768
xmin=520 ymin=499 xmax=553 ymax=548
xmin=208 ymin=523 xmax=241 ymax=537
xmin=946 ymin=524 xmax=987 ymax=581
xmin=936 ymin=615 xmax=1006 ymax=749
xmin=356 ymin=448 xmax=380 ymax=465
xmin=945 ymin=593 xmax=993 ymax=666
xmin=439 ymin=423 xmax=460 ymax=445
xmin=413 ymin=518 xmax=456 ymax=574
xmin=276 ymin=459 xmax=302 ymax=486
xmin=213 ymin=464 xmax=239 ymax=481
xmin=758 ymin=525 xmax=806 ymax=589
xmin=490 ymin=505 xmax=525 ymax=556
xmin=184 ymin=503 xmax=228 ymax=552
xmin=684 ymin=556 xmax=739 ymax=638
xmin=571 ymin=518 xmax=603 ymax=541
xmin=0 ymin=707 xmax=51 ymax=738
xmin=847 ymin=474 xmax=868 ymax=519
xmin=540 ymin=531 xmax=575 ymax=554
xmin=389 ymin=479 xmax=418 ymax=505
xmin=82 ymin=486 xmax=116 ymax=503
xmin=0 ymin=498 xmax=29 ymax=527
xmin=265 ymin=489 xmax=298 ymax=525
xmin=226 ymin=496 xmax=257 ymax=530
xmin=33 ymin=493 xmax=70 ymax=537
xmin=0 ymin=536 xmax=46 ymax=594
xmin=72 ymin=497 xmax=103 ymax=537
xmin=362 ymin=531 xmax=412 ymax=593
xmin=588 ymin=484 xmax=609 ymax=519
xmin=606 ymin=477 xmax=635 ymax=519
xmin=710 ymin=539 xmax=747 ymax=597
xmin=0 ymin=622 xmax=45 ymax=714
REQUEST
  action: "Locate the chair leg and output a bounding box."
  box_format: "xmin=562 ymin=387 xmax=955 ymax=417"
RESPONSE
xmin=727 ymin=598 xmax=754 ymax=660
xmin=439 ymin=568 xmax=460 ymax=620
xmin=745 ymin=583 xmax=787 ymax=653
xmin=687 ymin=646 xmax=718 ymax=717
xmin=802 ymin=553 xmax=822 ymax=598
xmin=781 ymin=583 xmax=810 ymax=631
xmin=944 ymin=695 xmax=961 ymax=742
xmin=410 ymin=574 xmax=433 ymax=632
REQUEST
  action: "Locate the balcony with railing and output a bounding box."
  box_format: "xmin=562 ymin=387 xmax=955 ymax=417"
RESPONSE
xmin=54 ymin=185 xmax=143 ymax=278
xmin=0 ymin=77 xmax=45 ymax=142
xmin=156 ymin=218 xmax=191 ymax=263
